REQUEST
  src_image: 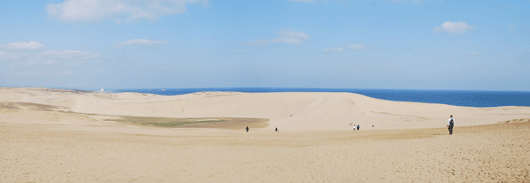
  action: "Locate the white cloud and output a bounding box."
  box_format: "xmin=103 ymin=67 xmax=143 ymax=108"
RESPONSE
xmin=270 ymin=29 xmax=309 ymax=45
xmin=231 ymin=49 xmax=249 ymax=53
xmin=347 ymin=44 xmax=366 ymax=50
xmin=118 ymin=39 xmax=168 ymax=46
xmin=508 ymin=25 xmax=515 ymax=31
xmin=241 ymin=29 xmax=309 ymax=46
xmin=0 ymin=51 xmax=25 ymax=60
xmin=434 ymin=21 xmax=474 ymax=34
xmin=1 ymin=41 xmax=46 ymax=51
xmin=270 ymin=37 xmax=305 ymax=45
xmin=37 ymin=50 xmax=100 ymax=60
xmin=0 ymin=49 xmax=100 ymax=65
xmin=322 ymin=48 xmax=343 ymax=53
xmin=468 ymin=52 xmax=480 ymax=55
xmin=46 ymin=0 xmax=206 ymax=22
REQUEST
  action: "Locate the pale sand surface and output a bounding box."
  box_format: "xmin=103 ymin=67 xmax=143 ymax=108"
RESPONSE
xmin=1 ymin=87 xmax=530 ymax=182
xmin=2 ymin=87 xmax=530 ymax=131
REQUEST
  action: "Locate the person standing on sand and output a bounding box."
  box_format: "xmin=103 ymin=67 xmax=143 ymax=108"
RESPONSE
xmin=357 ymin=124 xmax=360 ymax=131
xmin=353 ymin=124 xmax=356 ymax=131
xmin=447 ymin=115 xmax=455 ymax=135
xmin=275 ymin=127 xmax=278 ymax=132
xmin=246 ymin=126 xmax=249 ymax=133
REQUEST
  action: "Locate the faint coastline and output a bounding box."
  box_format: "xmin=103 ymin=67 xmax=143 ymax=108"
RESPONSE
xmin=3 ymin=87 xmax=530 ymax=107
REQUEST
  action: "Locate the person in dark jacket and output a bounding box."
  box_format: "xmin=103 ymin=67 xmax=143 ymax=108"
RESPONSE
xmin=447 ymin=115 xmax=455 ymax=135
xmin=246 ymin=126 xmax=249 ymax=133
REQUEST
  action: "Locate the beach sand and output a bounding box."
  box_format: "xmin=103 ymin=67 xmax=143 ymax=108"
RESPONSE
xmin=1 ymin=87 xmax=529 ymax=182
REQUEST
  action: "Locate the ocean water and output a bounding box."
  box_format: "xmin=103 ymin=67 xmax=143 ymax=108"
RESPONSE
xmin=107 ymin=88 xmax=530 ymax=108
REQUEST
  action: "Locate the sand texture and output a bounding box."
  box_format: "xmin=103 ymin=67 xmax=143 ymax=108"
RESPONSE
xmin=1 ymin=87 xmax=530 ymax=182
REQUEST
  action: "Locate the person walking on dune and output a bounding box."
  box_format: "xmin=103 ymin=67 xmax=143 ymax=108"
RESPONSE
xmin=353 ymin=124 xmax=356 ymax=131
xmin=357 ymin=124 xmax=360 ymax=131
xmin=447 ymin=115 xmax=455 ymax=135
xmin=246 ymin=126 xmax=249 ymax=133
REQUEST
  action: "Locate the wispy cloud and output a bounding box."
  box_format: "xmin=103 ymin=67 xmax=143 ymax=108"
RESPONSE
xmin=347 ymin=44 xmax=366 ymax=50
xmin=270 ymin=37 xmax=304 ymax=45
xmin=1 ymin=41 xmax=46 ymax=51
xmin=322 ymin=48 xmax=343 ymax=53
xmin=0 ymin=40 xmax=100 ymax=66
xmin=508 ymin=25 xmax=515 ymax=31
xmin=434 ymin=21 xmax=474 ymax=34
xmin=37 ymin=50 xmax=101 ymax=60
xmin=46 ymin=0 xmax=207 ymax=23
xmin=240 ymin=29 xmax=309 ymax=46
xmin=270 ymin=29 xmax=309 ymax=45
xmin=0 ymin=49 xmax=101 ymax=65
xmin=0 ymin=51 xmax=25 ymax=60
xmin=117 ymin=39 xmax=168 ymax=46
xmin=29 ymin=50 xmax=101 ymax=64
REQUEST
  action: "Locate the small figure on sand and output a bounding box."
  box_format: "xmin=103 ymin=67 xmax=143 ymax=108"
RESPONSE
xmin=275 ymin=127 xmax=278 ymax=132
xmin=447 ymin=115 xmax=455 ymax=135
xmin=357 ymin=124 xmax=360 ymax=131
xmin=246 ymin=126 xmax=249 ymax=133
xmin=353 ymin=124 xmax=356 ymax=131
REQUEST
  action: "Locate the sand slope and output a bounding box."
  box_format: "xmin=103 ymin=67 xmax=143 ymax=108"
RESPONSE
xmin=1 ymin=87 xmax=530 ymax=182
xmin=1 ymin=87 xmax=529 ymax=131
xmin=1 ymin=120 xmax=529 ymax=182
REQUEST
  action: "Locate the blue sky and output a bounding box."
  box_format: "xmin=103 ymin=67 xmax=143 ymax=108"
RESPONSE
xmin=0 ymin=0 xmax=529 ymax=90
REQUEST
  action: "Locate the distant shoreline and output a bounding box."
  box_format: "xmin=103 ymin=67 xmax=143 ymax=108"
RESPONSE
xmin=11 ymin=87 xmax=527 ymax=108
xmin=2 ymin=87 xmax=530 ymax=107
xmin=3 ymin=86 xmax=530 ymax=93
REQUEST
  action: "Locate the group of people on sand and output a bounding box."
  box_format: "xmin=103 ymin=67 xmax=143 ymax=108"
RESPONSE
xmin=349 ymin=115 xmax=455 ymax=134
xmin=352 ymin=124 xmax=360 ymax=131
xmin=246 ymin=115 xmax=456 ymax=134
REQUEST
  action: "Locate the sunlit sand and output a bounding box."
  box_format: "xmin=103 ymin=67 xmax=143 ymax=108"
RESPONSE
xmin=1 ymin=87 xmax=529 ymax=182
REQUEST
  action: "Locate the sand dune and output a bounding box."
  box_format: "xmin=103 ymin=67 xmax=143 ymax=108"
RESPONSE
xmin=1 ymin=87 xmax=529 ymax=182
xmin=1 ymin=87 xmax=529 ymax=131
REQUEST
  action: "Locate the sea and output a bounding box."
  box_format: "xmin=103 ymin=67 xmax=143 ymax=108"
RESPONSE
xmin=102 ymin=88 xmax=530 ymax=108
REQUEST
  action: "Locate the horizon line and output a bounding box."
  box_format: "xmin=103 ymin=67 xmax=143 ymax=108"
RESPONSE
xmin=3 ymin=86 xmax=530 ymax=93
